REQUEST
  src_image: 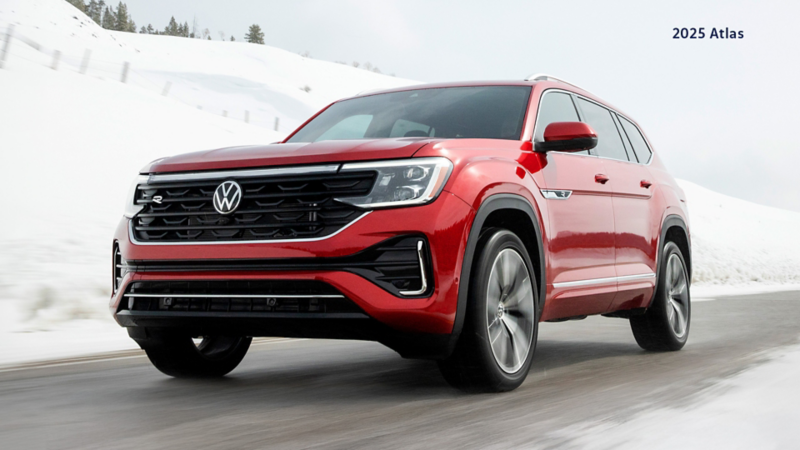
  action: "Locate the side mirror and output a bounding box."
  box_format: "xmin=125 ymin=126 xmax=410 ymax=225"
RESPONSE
xmin=534 ymin=122 xmax=598 ymax=153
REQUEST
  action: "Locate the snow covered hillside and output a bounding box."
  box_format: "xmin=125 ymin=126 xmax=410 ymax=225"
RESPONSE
xmin=0 ymin=0 xmax=799 ymax=361
xmin=679 ymin=180 xmax=800 ymax=286
xmin=0 ymin=0 xmax=414 ymax=333
xmin=0 ymin=0 xmax=414 ymax=132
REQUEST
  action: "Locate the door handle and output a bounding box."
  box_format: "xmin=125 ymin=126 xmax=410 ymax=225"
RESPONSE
xmin=595 ymin=174 xmax=610 ymax=184
xmin=640 ymin=180 xmax=652 ymax=189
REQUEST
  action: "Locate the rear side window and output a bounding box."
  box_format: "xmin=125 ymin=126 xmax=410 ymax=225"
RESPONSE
xmin=618 ymin=115 xmax=653 ymax=164
xmin=534 ymin=92 xmax=586 ymax=155
xmin=576 ymin=98 xmax=629 ymax=161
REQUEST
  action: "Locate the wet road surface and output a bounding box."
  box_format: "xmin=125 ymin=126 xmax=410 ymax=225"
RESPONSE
xmin=1 ymin=291 xmax=798 ymax=449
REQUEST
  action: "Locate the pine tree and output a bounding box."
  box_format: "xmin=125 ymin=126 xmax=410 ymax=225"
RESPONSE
xmin=67 ymin=0 xmax=86 ymax=12
xmin=182 ymin=21 xmax=190 ymax=37
xmin=244 ymin=24 xmax=264 ymax=44
xmin=86 ymin=0 xmax=101 ymax=23
xmin=101 ymin=5 xmax=115 ymax=29
xmin=113 ymin=2 xmax=128 ymax=31
xmin=164 ymin=16 xmax=178 ymax=36
xmin=139 ymin=25 xmax=147 ymax=33
xmin=146 ymin=24 xmax=154 ymax=34
xmin=230 ymin=36 xmax=235 ymax=41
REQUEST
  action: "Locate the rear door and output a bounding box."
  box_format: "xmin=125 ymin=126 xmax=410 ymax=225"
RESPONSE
xmin=534 ymin=90 xmax=617 ymax=320
xmin=575 ymin=97 xmax=658 ymax=311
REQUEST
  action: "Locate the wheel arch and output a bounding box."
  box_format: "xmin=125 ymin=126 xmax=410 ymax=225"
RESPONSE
xmin=651 ymin=214 xmax=692 ymax=307
xmin=452 ymin=194 xmax=546 ymax=340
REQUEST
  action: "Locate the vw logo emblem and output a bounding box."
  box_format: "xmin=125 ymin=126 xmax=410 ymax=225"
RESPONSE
xmin=213 ymin=180 xmax=242 ymax=215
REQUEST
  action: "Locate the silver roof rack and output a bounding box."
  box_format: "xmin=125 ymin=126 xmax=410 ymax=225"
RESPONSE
xmin=525 ymin=73 xmax=587 ymax=91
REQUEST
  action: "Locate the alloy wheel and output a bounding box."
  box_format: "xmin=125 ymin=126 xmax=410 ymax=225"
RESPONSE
xmin=665 ymin=253 xmax=689 ymax=338
xmin=485 ymin=248 xmax=535 ymax=373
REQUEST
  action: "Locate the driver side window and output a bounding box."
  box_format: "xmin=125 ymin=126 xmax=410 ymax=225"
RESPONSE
xmin=534 ymin=92 xmax=586 ymax=155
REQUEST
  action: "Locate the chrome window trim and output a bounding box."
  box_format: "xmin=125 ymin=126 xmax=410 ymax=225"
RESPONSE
xmin=128 ymin=212 xmax=371 ymax=246
xmin=552 ymin=272 xmax=655 ymax=289
xmin=399 ymin=240 xmax=429 ymax=296
xmin=615 ymin=114 xmax=654 ymax=165
xmin=144 ymin=164 xmax=341 ymax=184
xmin=531 ymin=88 xmax=653 ymax=167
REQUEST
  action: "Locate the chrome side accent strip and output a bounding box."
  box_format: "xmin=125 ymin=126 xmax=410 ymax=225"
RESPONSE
xmin=123 ymin=294 xmax=345 ymax=299
xmin=399 ymin=240 xmax=429 ymax=296
xmin=553 ymin=272 xmax=655 ymax=289
xmin=128 ymin=212 xmax=371 ymax=246
xmin=541 ymin=189 xmax=572 ymax=200
xmin=145 ymin=164 xmax=341 ymax=183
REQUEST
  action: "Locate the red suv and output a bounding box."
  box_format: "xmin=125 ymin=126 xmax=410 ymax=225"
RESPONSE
xmin=112 ymin=75 xmax=691 ymax=392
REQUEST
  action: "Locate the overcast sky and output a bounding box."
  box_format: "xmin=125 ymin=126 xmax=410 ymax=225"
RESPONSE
xmin=123 ymin=0 xmax=800 ymax=211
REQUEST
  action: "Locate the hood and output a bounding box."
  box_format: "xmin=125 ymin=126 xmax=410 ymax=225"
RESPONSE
xmin=144 ymin=138 xmax=438 ymax=174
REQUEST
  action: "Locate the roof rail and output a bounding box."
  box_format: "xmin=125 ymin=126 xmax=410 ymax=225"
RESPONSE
xmin=525 ymin=73 xmax=587 ymax=92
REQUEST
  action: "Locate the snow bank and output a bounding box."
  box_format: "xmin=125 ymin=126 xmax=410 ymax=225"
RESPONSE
xmin=552 ymin=342 xmax=800 ymax=449
xmin=678 ymin=179 xmax=800 ymax=287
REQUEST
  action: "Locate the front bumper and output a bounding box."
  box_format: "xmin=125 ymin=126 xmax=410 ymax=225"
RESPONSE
xmin=111 ymin=192 xmax=474 ymax=340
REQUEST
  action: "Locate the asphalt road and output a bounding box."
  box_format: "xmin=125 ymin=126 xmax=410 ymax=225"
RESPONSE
xmin=2 ymin=291 xmax=799 ymax=449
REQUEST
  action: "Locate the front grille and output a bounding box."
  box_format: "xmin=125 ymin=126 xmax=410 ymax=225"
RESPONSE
xmin=120 ymin=280 xmax=361 ymax=314
xmin=132 ymin=171 xmax=375 ymax=242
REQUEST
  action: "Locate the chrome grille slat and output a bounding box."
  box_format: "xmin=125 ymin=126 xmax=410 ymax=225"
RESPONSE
xmin=132 ymin=170 xmax=375 ymax=243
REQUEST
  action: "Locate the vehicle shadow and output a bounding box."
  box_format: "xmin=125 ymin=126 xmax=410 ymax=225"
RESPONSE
xmin=125 ymin=338 xmax=644 ymax=406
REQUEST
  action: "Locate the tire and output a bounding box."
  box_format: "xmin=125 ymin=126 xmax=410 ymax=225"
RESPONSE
xmin=141 ymin=331 xmax=252 ymax=378
xmin=630 ymin=241 xmax=691 ymax=351
xmin=438 ymin=228 xmax=539 ymax=392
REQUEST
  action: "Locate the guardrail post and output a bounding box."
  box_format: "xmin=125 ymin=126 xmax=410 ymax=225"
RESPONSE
xmin=51 ymin=50 xmax=60 ymax=70
xmin=222 ymin=110 xmax=228 ymax=118
xmin=0 ymin=24 xmax=14 ymax=69
xmin=245 ymin=110 xmax=250 ymax=123
xmin=274 ymin=117 xmax=279 ymax=131
xmin=120 ymin=61 xmax=129 ymax=83
xmin=161 ymin=81 xmax=172 ymax=96
xmin=80 ymin=49 xmax=91 ymax=74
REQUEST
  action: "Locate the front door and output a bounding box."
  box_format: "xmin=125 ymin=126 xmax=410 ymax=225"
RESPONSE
xmin=532 ymin=90 xmax=617 ymax=320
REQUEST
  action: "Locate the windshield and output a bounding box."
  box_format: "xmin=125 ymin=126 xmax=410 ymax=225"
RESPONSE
xmin=286 ymin=86 xmax=532 ymax=143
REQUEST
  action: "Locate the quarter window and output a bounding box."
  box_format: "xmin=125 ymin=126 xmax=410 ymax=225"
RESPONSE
xmin=618 ymin=115 xmax=653 ymax=164
xmin=576 ymin=98 xmax=629 ymax=161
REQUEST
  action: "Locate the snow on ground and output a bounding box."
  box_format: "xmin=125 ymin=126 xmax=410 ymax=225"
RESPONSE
xmin=0 ymin=0 xmax=414 ymax=132
xmin=1 ymin=0 xmax=800 ymax=365
xmin=552 ymin=342 xmax=800 ymax=449
xmin=679 ymin=179 xmax=800 ymax=287
xmin=0 ymin=0 xmax=413 ymax=335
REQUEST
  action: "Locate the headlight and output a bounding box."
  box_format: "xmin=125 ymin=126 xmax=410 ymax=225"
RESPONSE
xmin=335 ymin=157 xmax=453 ymax=208
xmin=124 ymin=175 xmax=149 ymax=218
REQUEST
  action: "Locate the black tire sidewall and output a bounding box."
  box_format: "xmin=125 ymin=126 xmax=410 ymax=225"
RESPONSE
xmin=655 ymin=241 xmax=691 ymax=346
xmin=631 ymin=241 xmax=691 ymax=351
xmin=143 ymin=331 xmax=252 ymax=378
xmin=466 ymin=228 xmax=539 ymax=389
